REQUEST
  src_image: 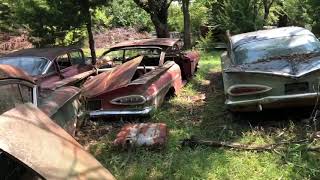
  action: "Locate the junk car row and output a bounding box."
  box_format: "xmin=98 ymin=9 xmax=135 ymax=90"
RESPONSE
xmin=0 ymin=38 xmax=199 ymax=179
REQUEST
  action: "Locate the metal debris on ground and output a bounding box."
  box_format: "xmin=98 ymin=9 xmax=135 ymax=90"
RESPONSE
xmin=113 ymin=123 xmax=168 ymax=149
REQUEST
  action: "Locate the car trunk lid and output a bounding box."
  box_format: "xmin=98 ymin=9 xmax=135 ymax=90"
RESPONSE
xmin=226 ymin=54 xmax=320 ymax=77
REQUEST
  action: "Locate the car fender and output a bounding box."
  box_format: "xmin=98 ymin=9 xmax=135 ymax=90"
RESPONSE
xmin=0 ymin=103 xmax=115 ymax=179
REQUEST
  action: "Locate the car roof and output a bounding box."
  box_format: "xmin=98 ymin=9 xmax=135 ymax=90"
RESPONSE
xmin=0 ymin=64 xmax=35 ymax=83
xmin=230 ymin=27 xmax=314 ymax=48
xmin=108 ymin=38 xmax=180 ymax=50
xmin=2 ymin=47 xmax=82 ymax=61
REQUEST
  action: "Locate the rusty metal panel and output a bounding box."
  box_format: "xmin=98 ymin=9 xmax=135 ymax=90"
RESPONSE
xmin=0 ymin=103 xmax=115 ymax=180
xmin=38 ymin=86 xmax=81 ymax=136
xmin=130 ymin=61 xmax=175 ymax=85
xmin=82 ymin=56 xmax=143 ymax=98
xmin=108 ymin=38 xmax=179 ymax=51
xmin=0 ymin=64 xmax=34 ymax=83
xmin=41 ymin=69 xmax=96 ymax=90
xmin=113 ymin=123 xmax=168 ymax=147
xmin=3 ymin=47 xmax=82 ymax=61
xmin=38 ymin=86 xmax=81 ymax=117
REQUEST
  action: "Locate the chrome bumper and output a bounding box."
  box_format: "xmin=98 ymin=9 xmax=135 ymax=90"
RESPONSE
xmin=89 ymin=106 xmax=154 ymax=118
xmin=226 ymin=93 xmax=319 ymax=111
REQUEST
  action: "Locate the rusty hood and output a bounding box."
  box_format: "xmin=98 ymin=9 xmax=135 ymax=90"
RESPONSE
xmin=82 ymin=56 xmax=143 ymax=98
xmin=0 ymin=103 xmax=115 ymax=180
xmin=226 ymin=53 xmax=320 ymax=77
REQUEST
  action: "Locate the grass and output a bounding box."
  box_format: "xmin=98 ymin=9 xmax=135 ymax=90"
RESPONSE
xmin=88 ymin=51 xmax=320 ymax=179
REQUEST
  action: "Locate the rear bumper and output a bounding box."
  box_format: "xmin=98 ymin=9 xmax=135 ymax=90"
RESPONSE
xmin=89 ymin=106 xmax=154 ymax=118
xmin=226 ymin=93 xmax=319 ymax=112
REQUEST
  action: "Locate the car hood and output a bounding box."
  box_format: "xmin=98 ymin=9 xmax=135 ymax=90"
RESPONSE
xmin=226 ymin=55 xmax=320 ymax=77
xmin=82 ymin=56 xmax=143 ymax=98
xmin=0 ymin=103 xmax=115 ymax=179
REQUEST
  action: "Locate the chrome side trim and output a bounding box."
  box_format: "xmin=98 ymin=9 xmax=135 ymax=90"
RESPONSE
xmin=227 ymin=84 xmax=272 ymax=96
xmin=89 ymin=106 xmax=154 ymax=117
xmin=226 ymin=93 xmax=318 ymax=106
xmin=33 ymin=86 xmax=38 ymax=106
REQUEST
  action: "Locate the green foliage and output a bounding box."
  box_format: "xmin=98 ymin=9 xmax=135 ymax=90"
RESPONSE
xmin=283 ymin=0 xmax=311 ymax=27
xmin=92 ymin=7 xmax=113 ymax=28
xmin=168 ymin=4 xmax=183 ymax=32
xmin=307 ymin=0 xmax=320 ymax=35
xmin=208 ymin=0 xmax=264 ymax=34
xmin=11 ymin=0 xmax=86 ymax=47
xmin=109 ymin=0 xmax=153 ymax=31
xmin=91 ymin=0 xmax=153 ymax=31
xmin=0 ymin=2 xmax=14 ymax=32
xmin=168 ymin=0 xmax=208 ymax=33
xmin=195 ymin=32 xmax=215 ymax=50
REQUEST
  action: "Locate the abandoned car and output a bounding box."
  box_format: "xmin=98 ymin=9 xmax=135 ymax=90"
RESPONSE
xmin=222 ymin=26 xmax=320 ymax=112
xmin=0 ymin=47 xmax=96 ymax=90
xmin=0 ymin=64 xmax=82 ymax=136
xmin=0 ymin=66 xmax=115 ymax=179
xmin=82 ymin=38 xmax=200 ymax=117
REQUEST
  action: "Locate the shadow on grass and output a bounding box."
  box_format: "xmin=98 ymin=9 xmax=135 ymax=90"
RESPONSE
xmin=90 ymin=51 xmax=320 ymax=179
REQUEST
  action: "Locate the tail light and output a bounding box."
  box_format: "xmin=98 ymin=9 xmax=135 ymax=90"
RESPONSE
xmin=111 ymin=95 xmax=146 ymax=105
xmin=227 ymin=84 xmax=272 ymax=96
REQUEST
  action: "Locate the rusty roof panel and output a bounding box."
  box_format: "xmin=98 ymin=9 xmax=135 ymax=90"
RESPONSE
xmin=3 ymin=47 xmax=81 ymax=61
xmin=82 ymin=56 xmax=143 ymax=98
xmin=0 ymin=103 xmax=115 ymax=180
xmin=109 ymin=38 xmax=179 ymax=50
xmin=0 ymin=64 xmax=34 ymax=83
xmin=113 ymin=123 xmax=168 ymax=148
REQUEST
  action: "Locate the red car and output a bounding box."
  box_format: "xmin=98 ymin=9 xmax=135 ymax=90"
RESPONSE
xmin=0 ymin=47 xmax=96 ymax=90
xmin=82 ymin=38 xmax=200 ymax=117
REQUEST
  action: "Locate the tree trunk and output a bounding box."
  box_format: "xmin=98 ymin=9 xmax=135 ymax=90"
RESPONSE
xmin=150 ymin=14 xmax=170 ymax=38
xmin=263 ymin=0 xmax=274 ymax=26
xmin=182 ymin=0 xmax=191 ymax=49
xmin=81 ymin=0 xmax=96 ymax=65
xmin=263 ymin=5 xmax=270 ymax=25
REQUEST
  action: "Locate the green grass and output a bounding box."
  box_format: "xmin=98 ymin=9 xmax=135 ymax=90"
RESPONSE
xmin=89 ymin=51 xmax=320 ymax=179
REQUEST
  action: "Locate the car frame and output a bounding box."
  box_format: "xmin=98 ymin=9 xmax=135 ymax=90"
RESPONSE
xmin=82 ymin=38 xmax=200 ymax=117
xmin=221 ymin=26 xmax=320 ymax=112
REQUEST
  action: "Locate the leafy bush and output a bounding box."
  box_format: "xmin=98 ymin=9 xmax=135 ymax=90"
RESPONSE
xmin=208 ymin=0 xmax=264 ymax=34
xmin=91 ymin=0 xmax=154 ymax=32
xmin=168 ymin=0 xmax=208 ymax=33
xmin=195 ymin=32 xmax=215 ymax=51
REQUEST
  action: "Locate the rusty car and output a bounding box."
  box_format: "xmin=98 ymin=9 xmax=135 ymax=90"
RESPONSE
xmin=0 ymin=63 xmax=82 ymax=136
xmin=0 ymin=66 xmax=115 ymax=179
xmin=222 ymin=26 xmax=320 ymax=112
xmin=0 ymin=47 xmax=96 ymax=90
xmin=82 ymin=38 xmax=200 ymax=117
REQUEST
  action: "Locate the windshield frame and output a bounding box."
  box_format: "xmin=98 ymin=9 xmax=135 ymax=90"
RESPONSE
xmin=0 ymin=79 xmax=37 ymax=108
xmin=100 ymin=46 xmax=165 ymax=66
xmin=0 ymin=56 xmax=51 ymax=76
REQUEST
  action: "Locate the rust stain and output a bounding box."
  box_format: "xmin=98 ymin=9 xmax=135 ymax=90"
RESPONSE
xmin=113 ymin=123 xmax=168 ymax=148
xmin=82 ymin=56 xmax=143 ymax=98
